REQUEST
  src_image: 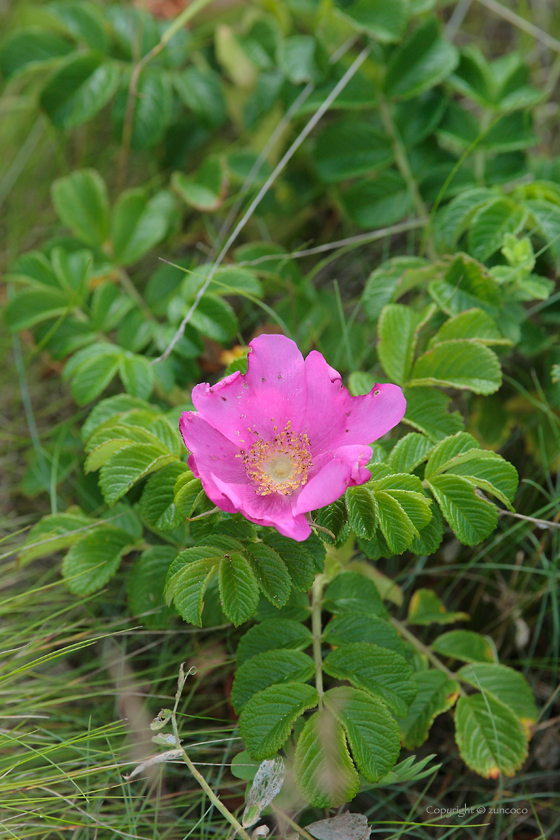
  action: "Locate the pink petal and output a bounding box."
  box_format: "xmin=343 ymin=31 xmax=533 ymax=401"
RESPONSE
xmin=292 ymin=444 xmax=372 ymax=515
xmin=191 ymin=334 xmax=308 ymax=446
xmin=303 ymin=351 xmax=406 ymax=452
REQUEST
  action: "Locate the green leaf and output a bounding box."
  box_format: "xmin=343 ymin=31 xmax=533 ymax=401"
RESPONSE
xmin=219 ymin=553 xmax=260 ymax=626
xmin=173 ymin=66 xmax=226 ymax=128
xmin=378 ymin=304 xmax=424 ymax=386
xmin=314 ymin=120 xmax=393 ymax=183
xmin=187 ymin=294 xmax=238 ymax=342
xmin=388 ymin=433 xmax=434 ymax=473
xmin=67 ymin=346 xmax=121 ymax=405
xmin=429 ymin=253 xmax=501 ymax=316
xmin=449 ymin=455 xmax=518 ymax=508
xmin=19 ymin=510 xmax=93 ymax=563
xmin=409 ymin=503 xmax=444 ymax=555
xmin=383 ymin=17 xmax=459 ymax=101
xmin=340 ymin=170 xmax=413 ymax=229
xmin=40 ymin=52 xmax=119 ymax=128
xmin=112 ymin=68 xmax=173 ymax=149
xmin=119 ymin=354 xmax=154 ymax=400
xmin=51 ymin=168 xmax=110 ymax=248
xmin=231 ymin=649 xmax=315 ymax=713
xmin=324 ymin=642 xmax=417 ymax=717
xmin=399 ymin=670 xmax=460 ymax=749
xmin=361 ymin=256 xmax=429 ymax=323
xmin=434 ymin=189 xmax=496 ymax=253
xmin=431 ymin=309 xmax=510 ymax=347
xmin=171 ymin=557 xmax=219 ymax=626
xmin=325 ymin=686 xmax=401 ymax=783
xmin=394 ymin=87 xmax=448 ymax=148
xmin=127 ymin=545 xmax=176 ymax=629
xmin=5 ymin=287 xmax=70 ymax=331
xmin=100 ymin=443 xmax=177 ymax=506
xmin=432 ymin=630 xmax=496 ymax=664
xmin=457 ymin=663 xmax=538 ymax=730
xmin=244 ymin=542 xmax=292 ymax=609
xmin=140 ymin=462 xmax=187 ymax=531
xmin=425 ymin=432 xmax=480 ymax=478
xmin=262 ymin=532 xmax=316 ymax=591
xmin=402 ymin=387 xmax=465 ymax=442
xmin=468 ymin=199 xmax=526 ymax=262
xmin=230 ymin=751 xmax=260 ymax=781
xmin=427 ymin=473 xmax=498 ymax=545
xmin=81 ymin=394 xmax=156 ymax=441
xmin=62 ymin=525 xmax=134 ymax=596
xmin=237 ymin=619 xmax=313 ymax=666
xmin=172 ymin=156 xmax=228 ymax=212
xmin=255 ymin=589 xmax=311 ymax=623
xmin=323 ymin=571 xmax=387 ymax=618
xmin=277 ymin=35 xmax=326 ymax=85
xmin=323 ymin=614 xmax=406 ymax=658
xmin=0 ymin=28 xmax=73 ymax=78
xmin=46 ymin=1 xmax=109 ymax=52
xmin=524 ymin=199 xmax=560 ymax=259
xmin=174 ymin=477 xmax=204 ymax=519
xmin=333 ymin=0 xmax=410 ymax=42
xmin=111 ymin=188 xmax=175 ymax=266
xmin=239 ymin=682 xmax=319 ymax=761
xmin=409 ymin=340 xmax=502 ymax=395
xmin=313 ymin=498 xmax=349 ymax=547
xmin=345 ymin=485 xmax=377 ymax=539
xmin=347 ymin=371 xmax=377 ymax=396
xmin=408 ymin=588 xmax=469 ymax=625
xmin=455 ymin=693 xmax=528 ymax=778
xmin=370 ymin=475 xmax=432 ymax=554
xmin=293 ymin=709 xmax=360 ymax=808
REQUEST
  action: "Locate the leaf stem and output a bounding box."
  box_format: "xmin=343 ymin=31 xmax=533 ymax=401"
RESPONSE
xmin=311 ymin=575 xmax=325 ymax=707
xmin=377 ymin=95 xmax=436 ymax=260
xmin=390 ymin=616 xmax=465 ymax=694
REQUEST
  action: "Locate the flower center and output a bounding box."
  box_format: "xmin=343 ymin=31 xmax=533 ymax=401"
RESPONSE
xmin=242 ymin=422 xmax=312 ymax=496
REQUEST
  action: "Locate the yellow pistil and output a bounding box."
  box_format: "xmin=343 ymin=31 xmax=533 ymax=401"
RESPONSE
xmin=242 ymin=422 xmax=312 ymax=496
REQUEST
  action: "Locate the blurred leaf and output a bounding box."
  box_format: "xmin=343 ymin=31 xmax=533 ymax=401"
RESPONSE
xmin=468 ymin=199 xmax=526 ymax=261
xmin=457 ymin=663 xmax=538 ymax=729
xmin=46 ymin=1 xmax=109 ymax=52
xmin=172 ymin=156 xmax=228 ymax=212
xmin=314 ymin=120 xmax=393 ymax=183
xmin=432 ymin=630 xmax=496 ymax=664
xmin=383 ymin=18 xmax=458 ymax=101
xmin=277 ymin=35 xmax=326 ymax=84
xmin=408 ymin=588 xmax=469 ymax=625
xmin=40 ymin=52 xmax=120 ymax=128
xmin=112 ymin=68 xmax=173 ymax=149
xmin=0 ymin=28 xmax=73 ymax=78
xmin=62 ymin=525 xmax=135 ymax=595
xmin=340 ymin=169 xmax=413 ymax=228
xmin=333 ymin=0 xmax=410 ymax=43
xmin=119 ymin=353 xmax=154 ymax=400
xmin=111 ymin=188 xmax=175 ymax=265
xmin=174 ymin=66 xmax=226 ymax=128
xmin=127 ymin=545 xmax=176 ymax=629
xmin=52 ymin=168 xmax=110 ymax=247
xmin=402 ymin=387 xmax=464 ymax=441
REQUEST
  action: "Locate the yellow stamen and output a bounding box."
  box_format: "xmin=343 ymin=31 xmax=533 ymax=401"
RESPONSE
xmin=243 ymin=422 xmax=312 ymax=496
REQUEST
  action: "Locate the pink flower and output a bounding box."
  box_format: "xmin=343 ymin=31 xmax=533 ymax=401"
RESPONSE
xmin=179 ymin=335 xmax=406 ymax=541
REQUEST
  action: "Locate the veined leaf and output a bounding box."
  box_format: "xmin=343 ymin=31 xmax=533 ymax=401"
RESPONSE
xmin=432 ymin=630 xmax=496 ymax=664
xmin=244 ymin=542 xmax=292 ymax=609
xmin=345 ymin=485 xmax=377 ymax=539
xmin=402 ymin=387 xmax=465 ymax=442
xmin=468 ymin=198 xmax=526 ymax=262
xmin=164 ymin=545 xmax=224 ymax=603
xmin=62 ymin=525 xmax=135 ymax=596
xmin=455 ymin=694 xmax=528 ymax=778
xmin=237 ymin=619 xmax=313 ymax=666
xmin=51 ymin=168 xmax=109 ymax=247
xmin=140 ymin=462 xmax=187 ymax=531
xmin=262 ymin=532 xmax=316 ymax=591
xmin=239 ymin=682 xmax=319 ymax=761
xmin=427 ymin=473 xmax=498 ymax=545
xmin=171 ymin=557 xmax=218 ymax=626
xmin=388 ymin=433 xmax=434 ymax=473
xmin=323 ymin=571 xmax=387 ymax=618
xmin=431 ymin=309 xmax=510 ymax=347
xmin=399 ymin=670 xmax=460 ymax=749
xmin=324 ymin=642 xmax=417 ymax=717
xmin=409 ymin=340 xmax=502 ymax=395
xmin=325 ymin=686 xmax=401 ymax=783
xmin=408 ymin=588 xmax=469 ymax=625
xmin=378 ymin=304 xmax=423 ymax=386
xmin=219 ymin=553 xmax=260 ymax=626
xmin=99 ymin=443 xmax=177 ymax=506
xmin=231 ymin=649 xmax=315 ymax=713
xmin=457 ymin=663 xmax=538 ymax=731
xmin=425 ymin=432 xmax=480 ymax=478
xmin=293 ymin=709 xmax=360 ymax=808
xmin=323 ymin=614 xmax=406 ymax=658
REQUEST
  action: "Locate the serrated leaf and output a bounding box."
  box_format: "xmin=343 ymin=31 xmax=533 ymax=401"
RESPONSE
xmin=425 ymin=432 xmax=480 ymax=478
xmin=100 ymin=443 xmax=177 ymax=506
xmin=174 ymin=478 xmax=204 ymax=519
xmin=40 ymin=52 xmax=119 ymax=128
xmin=172 ymin=557 xmax=218 ymax=626
xmin=432 ymin=630 xmax=496 ymax=664
xmin=140 ymin=462 xmax=187 ymax=531
xmin=409 ymin=504 xmax=444 ymax=555
xmin=323 ymin=614 xmax=406 ymax=658
xmin=410 ymin=340 xmax=501 ymax=395
xmin=237 ymin=619 xmax=313 ymax=666
xmin=111 ymin=188 xmax=175 ymax=266
xmin=219 ymin=553 xmax=259 ymax=626
xmin=19 ymin=510 xmax=93 ymax=563
xmin=408 ymin=588 xmax=469 ymax=625
xmin=324 ymin=642 xmax=417 ymax=717
xmin=51 ymin=168 xmax=109 ymax=247
xmin=239 ymin=682 xmax=319 ymax=761
xmin=434 ymin=189 xmax=496 ymax=253
xmin=81 ymin=394 xmax=156 ymax=442
xmin=378 ymin=304 xmax=423 ymax=386
xmin=427 ymin=473 xmax=498 ymax=545
xmin=361 ymin=256 xmax=429 ymax=323
xmin=455 ymin=694 xmax=528 ymax=778
xmin=468 ymin=199 xmax=526 ymax=262
xmin=164 ymin=545 xmax=224 ymax=603
xmin=446 ymin=455 xmax=518 ymax=507
xmin=244 ymin=542 xmax=292 ymax=609
xmin=255 ymin=589 xmax=310 ymax=623
xmin=172 ymin=156 xmax=228 ymax=212
xmin=325 ymin=686 xmax=401 ymax=782
xmin=313 ymin=498 xmax=349 ymax=546
xmin=62 ymin=526 xmax=134 ymax=596
xmin=262 ymin=532 xmax=316 ymax=591
xmin=323 ymin=571 xmax=387 ymax=618
xmin=68 ymin=349 xmax=121 ymax=405
xmin=119 ymin=354 xmax=154 ymax=400
xmin=388 ymin=433 xmax=434 ymax=473
xmin=345 ymin=485 xmax=377 ymax=539
xmin=293 ymin=709 xmax=360 ymax=808
xmin=457 ymin=663 xmax=538 ymax=731
xmin=383 ymin=17 xmax=458 ymax=101
xmin=231 ymin=649 xmax=315 ymax=713
xmin=429 ymin=253 xmax=501 ymax=316
xmin=432 ymin=309 xmax=510 ymax=347
xmin=127 ymin=546 xmax=176 ymax=629
xmin=187 ymin=293 xmax=238 ymax=342
xmin=402 ymin=387 xmax=464 ymax=442
xmin=334 ymin=0 xmax=409 ymax=42
xmin=370 ymin=488 xmax=426 ymax=555
xmin=399 ymin=670 xmax=460 ymax=749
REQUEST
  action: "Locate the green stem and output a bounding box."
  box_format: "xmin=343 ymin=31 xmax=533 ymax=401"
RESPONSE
xmin=390 ymin=616 xmax=466 ymax=694
xmin=378 ymin=95 xmax=436 ymax=260
xmin=117 ymin=269 xmax=156 ymax=323
xmin=311 ymin=575 xmax=325 ymax=707
xmin=475 ymin=110 xmax=492 ymax=186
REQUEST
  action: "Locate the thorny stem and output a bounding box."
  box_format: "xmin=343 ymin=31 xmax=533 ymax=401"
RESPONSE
xmin=171 ymin=665 xmax=251 ymax=840
xmin=118 ymin=0 xmax=215 ymax=188
xmin=390 ymin=617 xmax=466 ymax=694
xmin=311 ymin=575 xmax=325 ymax=707
xmin=377 ymin=95 xmax=436 ymax=260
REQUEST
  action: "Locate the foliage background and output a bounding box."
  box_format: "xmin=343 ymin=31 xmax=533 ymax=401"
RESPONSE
xmin=1 ymin=0 xmax=560 ymax=837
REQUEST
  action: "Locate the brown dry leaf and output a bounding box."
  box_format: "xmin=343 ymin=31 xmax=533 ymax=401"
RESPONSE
xmin=306 ymin=813 xmax=370 ymax=840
